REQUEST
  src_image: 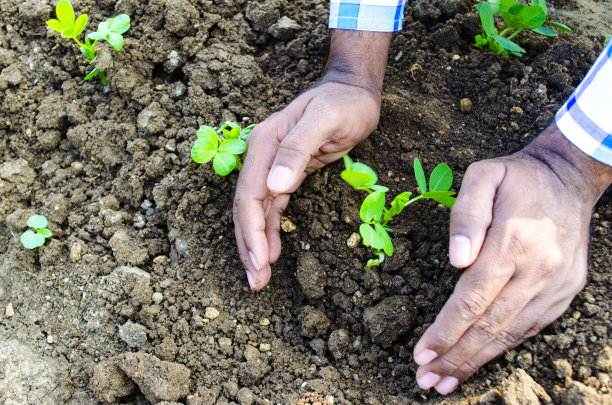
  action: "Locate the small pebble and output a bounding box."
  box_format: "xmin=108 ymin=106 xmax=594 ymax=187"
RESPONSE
xmin=511 ymin=106 xmax=524 ymax=115
xmin=71 ymin=161 xmax=83 ymax=173
xmin=243 ymin=345 xmax=260 ymax=361
xmin=259 ymin=343 xmax=271 ymax=352
xmin=346 ymin=233 xmax=361 ymax=248
xmin=259 ymin=317 xmax=270 ymax=326
xmin=5 ymin=302 xmax=14 ymax=318
xmin=152 ymin=292 xmax=164 ymax=304
xmin=267 ymin=89 xmax=274 ymax=97
xmin=70 ymin=242 xmax=82 ymax=262
xmin=460 ymin=98 xmax=472 ymax=113
xmin=280 ymin=216 xmax=296 ymax=232
xmin=452 ymin=54 xmax=461 ymax=61
xmin=47 ymin=335 xmax=55 ymax=344
xmin=205 ymin=307 xmax=220 ymax=319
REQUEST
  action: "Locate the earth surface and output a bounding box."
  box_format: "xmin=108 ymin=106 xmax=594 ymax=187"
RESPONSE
xmin=0 ymin=0 xmax=611 ymax=404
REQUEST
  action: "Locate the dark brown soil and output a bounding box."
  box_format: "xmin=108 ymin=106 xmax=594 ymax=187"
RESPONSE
xmin=0 ymin=0 xmax=610 ymax=404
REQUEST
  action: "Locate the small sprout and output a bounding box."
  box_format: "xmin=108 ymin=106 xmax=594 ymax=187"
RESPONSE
xmin=474 ymin=0 xmax=572 ymax=57
xmin=21 ymin=215 xmax=53 ymax=250
xmin=46 ymin=0 xmax=131 ymax=85
xmin=191 ymin=121 xmax=255 ymax=176
xmin=341 ymin=156 xmax=456 ymax=267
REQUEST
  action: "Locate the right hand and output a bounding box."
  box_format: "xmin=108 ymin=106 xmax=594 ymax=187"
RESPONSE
xmin=233 ymin=78 xmax=382 ymax=290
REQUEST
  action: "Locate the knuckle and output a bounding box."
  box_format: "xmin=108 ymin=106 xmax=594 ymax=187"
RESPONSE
xmin=468 ymin=317 xmax=500 ymax=341
xmin=454 ymin=289 xmax=489 ymax=322
xmin=494 ymin=328 xmax=521 ymax=349
xmin=458 ymin=360 xmax=480 ymax=380
xmin=504 ymin=227 xmax=530 ymax=259
xmin=532 ymin=253 xmax=563 ymax=281
xmin=437 ymin=354 xmax=464 ymax=374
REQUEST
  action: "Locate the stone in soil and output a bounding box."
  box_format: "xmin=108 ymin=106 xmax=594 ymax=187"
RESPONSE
xmin=500 ymin=369 xmax=552 ymax=404
xmin=89 ymin=358 xmax=136 ymax=404
xmin=300 ymin=305 xmax=331 ymax=338
xmin=296 ymin=252 xmax=327 ymax=300
xmin=363 ymin=295 xmax=417 ymax=348
xmin=109 ymin=230 xmax=150 ymax=266
xmin=118 ymin=320 xmax=149 ymax=348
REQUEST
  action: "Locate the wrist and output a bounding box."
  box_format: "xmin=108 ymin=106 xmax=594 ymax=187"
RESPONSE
xmin=319 ymin=29 xmax=393 ymax=96
xmin=522 ymin=122 xmax=612 ymax=205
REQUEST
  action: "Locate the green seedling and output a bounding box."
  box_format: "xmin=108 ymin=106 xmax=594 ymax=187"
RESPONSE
xmin=21 ymin=215 xmax=53 ymax=250
xmin=46 ymin=0 xmax=130 ymax=85
xmin=191 ymin=121 xmax=255 ymax=176
xmin=342 ymin=156 xmax=456 ymax=267
xmin=474 ymin=0 xmax=571 ymax=57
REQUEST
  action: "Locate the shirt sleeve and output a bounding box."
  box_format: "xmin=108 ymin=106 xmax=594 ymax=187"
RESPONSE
xmin=329 ymin=0 xmax=407 ymax=32
xmin=555 ymin=41 xmax=612 ymax=166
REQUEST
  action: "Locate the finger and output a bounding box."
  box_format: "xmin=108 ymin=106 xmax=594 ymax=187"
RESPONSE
xmin=414 ymin=221 xmax=522 ymax=368
xmin=234 ymin=216 xmax=271 ymax=291
xmin=439 ymin=296 xmax=573 ymax=393
xmin=449 ymin=161 xmax=506 ymax=268
xmin=264 ymin=193 xmax=291 ymax=264
xmin=415 ymin=274 xmax=536 ymax=389
xmin=267 ymin=106 xmax=341 ymax=194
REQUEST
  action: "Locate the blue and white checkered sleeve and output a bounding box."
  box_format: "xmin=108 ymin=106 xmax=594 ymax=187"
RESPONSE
xmin=329 ymin=0 xmax=407 ymax=32
xmin=556 ymin=41 xmax=612 ymax=166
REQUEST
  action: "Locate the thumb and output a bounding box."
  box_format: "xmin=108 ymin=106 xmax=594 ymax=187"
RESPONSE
xmin=449 ymin=160 xmax=505 ymax=268
xmin=267 ymin=109 xmax=337 ymax=194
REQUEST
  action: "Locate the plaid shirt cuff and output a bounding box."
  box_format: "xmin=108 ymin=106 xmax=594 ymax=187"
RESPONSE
xmin=329 ymin=0 xmax=407 ymax=32
xmin=556 ymin=41 xmax=612 ymax=166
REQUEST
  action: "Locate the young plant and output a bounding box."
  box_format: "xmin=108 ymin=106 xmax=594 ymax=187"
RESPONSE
xmin=46 ymin=0 xmax=131 ymax=85
xmin=474 ymin=0 xmax=571 ymax=57
xmin=342 ymin=156 xmax=456 ymax=267
xmin=21 ymin=215 xmax=53 ymax=250
xmin=191 ymin=121 xmax=255 ymax=176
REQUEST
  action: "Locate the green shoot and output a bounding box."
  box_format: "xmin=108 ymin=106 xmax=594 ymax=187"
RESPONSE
xmin=46 ymin=0 xmax=130 ymax=85
xmin=191 ymin=121 xmax=255 ymax=176
xmin=342 ymin=156 xmax=456 ymax=267
xmin=21 ymin=215 xmax=53 ymax=250
xmin=474 ymin=0 xmax=572 ymax=57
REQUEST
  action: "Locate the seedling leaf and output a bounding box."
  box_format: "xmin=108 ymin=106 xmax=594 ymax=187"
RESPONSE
xmin=107 ymin=32 xmax=124 ymax=51
xmin=191 ymin=139 xmax=217 ymax=164
xmin=73 ymin=14 xmax=88 ymax=36
xmin=39 ymin=228 xmax=53 ymax=239
xmin=429 ymin=163 xmax=453 ymax=191
xmin=341 ymin=171 xmax=376 ymax=190
xmin=109 ymin=14 xmax=131 ymax=34
xmin=532 ymin=25 xmax=556 ymax=36
xmin=375 ymin=223 xmax=393 ymax=256
xmin=27 ymin=215 xmax=48 ymax=229
xmin=21 ymin=230 xmax=45 ymax=249
xmin=390 ymin=191 xmax=412 ymax=215
xmin=196 ymin=126 xmax=219 ymax=148
xmin=343 ymin=155 xmax=354 ymax=171
xmin=213 ymin=152 xmax=237 ymax=176
xmin=370 ymin=185 xmax=389 ymax=192
xmin=360 ymin=224 xmax=384 ymax=250
xmin=477 ymin=3 xmax=496 ymax=36
xmin=219 ymin=139 xmax=247 ymax=154
xmin=488 ymin=0 xmax=515 ymax=15
xmin=414 ymin=158 xmax=427 ymax=193
xmin=493 ymin=34 xmax=526 ymax=56
xmin=422 ymin=191 xmax=457 ymax=208
xmin=46 ymin=19 xmax=65 ymax=33
xmin=360 ymin=191 xmax=385 ymax=223
xmin=546 ymin=20 xmax=572 ymax=32
xmin=84 ymin=68 xmax=99 ymax=81
xmin=56 ymin=0 xmax=75 ymax=32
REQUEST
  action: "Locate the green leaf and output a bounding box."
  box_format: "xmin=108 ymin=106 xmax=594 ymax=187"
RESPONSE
xmin=99 ymin=71 xmax=108 ymax=86
xmin=375 ymin=223 xmax=393 ymax=256
xmin=107 ymin=32 xmax=124 ymax=51
xmin=27 ymin=215 xmax=48 ymax=229
xmin=413 ymin=158 xmax=427 ymax=193
xmin=370 ymin=185 xmax=389 ymax=192
xmin=390 ymin=191 xmax=413 ymax=216
xmin=39 ymin=228 xmax=53 ymax=239
xmin=343 ymin=155 xmax=354 ymax=171
xmin=84 ymin=67 xmax=99 ymax=81
xmin=531 ymin=25 xmax=557 ymax=36
xmin=213 ymin=152 xmax=237 ymax=175
xmin=109 ymin=14 xmax=131 ymax=34
xmin=340 ymin=170 xmax=376 ymax=190
xmin=219 ymin=138 xmax=247 ymax=154
xmin=546 ymin=20 xmax=572 ymax=32
xmin=240 ymin=124 xmax=255 ymax=140
xmin=360 ymin=191 xmax=385 ymax=223
xmin=56 ymin=0 xmax=75 ymax=31
xmin=532 ymin=0 xmax=547 ymax=16
xmin=73 ymin=14 xmax=88 ymax=36
xmin=518 ymin=5 xmax=546 ymax=29
xmin=422 ymin=191 xmax=457 ymax=208
xmin=352 ymin=162 xmax=378 ymax=183
xmin=477 ymin=2 xmax=496 ymax=36
xmin=429 ymin=163 xmax=453 ymax=191
xmin=492 ymin=34 xmax=526 ymax=56
xmin=21 ymin=230 xmax=45 ymax=249
xmin=359 ymin=223 xmax=384 ymax=250
xmin=227 ymin=126 xmax=240 ymax=139
xmin=86 ymin=31 xmax=104 ymax=41
xmin=46 ymin=19 xmax=65 ymax=33
xmin=196 ymin=125 xmax=219 ymax=148
xmin=191 ymin=139 xmax=217 ymax=164
xmin=488 ymin=0 xmax=516 ymax=15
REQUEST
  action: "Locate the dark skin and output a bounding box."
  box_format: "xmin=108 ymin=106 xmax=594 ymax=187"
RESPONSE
xmin=232 ymin=29 xmax=612 ymax=394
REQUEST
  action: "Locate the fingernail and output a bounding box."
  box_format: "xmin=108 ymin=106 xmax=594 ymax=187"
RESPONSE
xmin=435 ymin=376 xmax=459 ymax=395
xmin=417 ymin=372 xmax=441 ymax=390
xmin=414 ymin=349 xmax=438 ymax=366
xmin=245 ymin=271 xmax=257 ymax=289
xmin=267 ymin=166 xmax=293 ymax=193
xmin=248 ymin=251 xmax=260 ymax=271
xmin=449 ymin=235 xmax=471 ymax=267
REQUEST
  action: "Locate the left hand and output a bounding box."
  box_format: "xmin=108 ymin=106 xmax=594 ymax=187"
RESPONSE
xmin=413 ymin=123 xmax=612 ymax=395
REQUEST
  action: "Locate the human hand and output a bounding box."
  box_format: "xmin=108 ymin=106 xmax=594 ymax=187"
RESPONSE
xmin=413 ymin=123 xmax=612 ymax=394
xmin=232 ymin=30 xmax=392 ymax=290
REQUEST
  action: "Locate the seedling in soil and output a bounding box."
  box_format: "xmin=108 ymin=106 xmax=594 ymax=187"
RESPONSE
xmin=191 ymin=121 xmax=255 ymax=176
xmin=341 ymin=156 xmax=456 ymax=267
xmin=46 ymin=0 xmax=131 ymax=85
xmin=21 ymin=215 xmax=53 ymax=250
xmin=474 ymin=0 xmax=571 ymax=57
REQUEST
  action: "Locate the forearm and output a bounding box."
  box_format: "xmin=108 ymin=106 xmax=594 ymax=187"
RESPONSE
xmin=320 ymin=29 xmax=393 ymax=95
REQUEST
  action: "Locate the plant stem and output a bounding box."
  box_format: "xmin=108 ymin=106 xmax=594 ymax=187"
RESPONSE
xmin=235 ymin=157 xmax=243 ymax=171
xmin=508 ymin=29 xmax=523 ymax=40
xmin=500 ymin=28 xmax=511 ymax=36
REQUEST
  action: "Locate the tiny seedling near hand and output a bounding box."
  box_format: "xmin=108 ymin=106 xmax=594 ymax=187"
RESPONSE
xmin=21 ymin=215 xmax=53 ymax=250
xmin=342 ymin=156 xmax=456 ymax=267
xmin=191 ymin=121 xmax=255 ymax=176
xmin=474 ymin=0 xmax=571 ymax=57
xmin=46 ymin=0 xmax=131 ymax=84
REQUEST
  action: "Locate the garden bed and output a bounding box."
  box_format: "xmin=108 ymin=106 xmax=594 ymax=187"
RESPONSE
xmin=0 ymin=0 xmax=610 ymax=403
